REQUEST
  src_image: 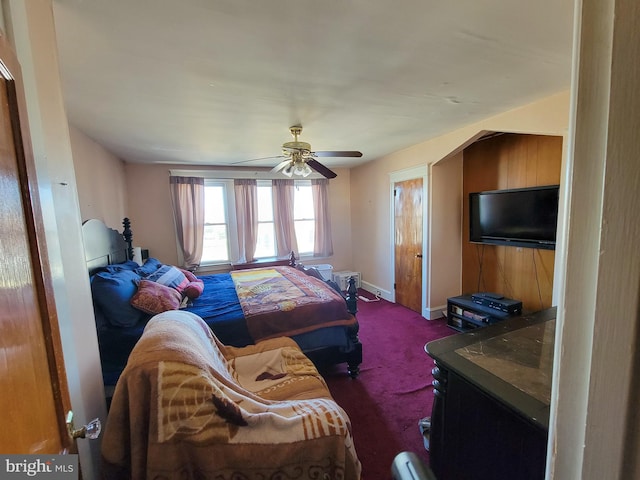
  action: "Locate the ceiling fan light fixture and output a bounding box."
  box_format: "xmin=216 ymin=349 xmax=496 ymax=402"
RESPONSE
xmin=293 ymin=161 xmax=312 ymax=177
xmin=282 ymin=164 xmax=294 ymax=177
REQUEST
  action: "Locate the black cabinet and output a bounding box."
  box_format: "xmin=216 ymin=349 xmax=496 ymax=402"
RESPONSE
xmin=446 ymin=295 xmax=517 ymax=332
xmin=430 ymin=367 xmax=548 ymax=480
xmin=425 ymin=308 xmax=556 ymax=480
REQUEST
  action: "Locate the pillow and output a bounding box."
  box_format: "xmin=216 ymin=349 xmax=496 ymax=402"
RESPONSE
xmin=178 ymin=268 xmax=204 ymax=299
xmin=130 ymin=280 xmax=182 ymax=314
xmin=182 ymin=280 xmax=204 ymax=300
xmin=100 ymin=260 xmax=140 ymax=274
xmin=91 ymin=270 xmax=145 ymax=327
xmin=135 ymin=257 xmax=163 ymax=277
xmin=179 ymin=268 xmax=199 ymax=283
xmin=147 ymin=265 xmax=189 ymax=292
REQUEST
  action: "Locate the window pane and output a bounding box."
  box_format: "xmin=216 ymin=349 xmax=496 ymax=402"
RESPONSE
xmin=201 ymin=224 xmax=229 ymax=262
xmin=254 ymin=222 xmax=275 ymax=258
xmin=257 ymin=186 xmax=273 ymax=222
xmin=295 ymin=219 xmax=314 ymax=254
xmin=294 ymin=185 xmax=314 ymax=219
xmin=204 ymin=186 xmax=226 ymax=223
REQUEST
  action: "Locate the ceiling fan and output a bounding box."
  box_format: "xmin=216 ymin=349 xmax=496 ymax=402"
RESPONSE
xmin=246 ymin=126 xmax=362 ymax=179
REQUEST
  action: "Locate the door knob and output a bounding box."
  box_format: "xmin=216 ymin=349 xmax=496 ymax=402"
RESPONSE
xmin=415 ymin=254 xmax=423 ymax=258
xmin=66 ymin=411 xmax=101 ymax=440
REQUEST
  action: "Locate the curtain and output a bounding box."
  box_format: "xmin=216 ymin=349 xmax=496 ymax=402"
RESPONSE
xmin=312 ymin=178 xmax=333 ymax=257
xmin=234 ymin=179 xmax=258 ymax=263
xmin=169 ymin=176 xmax=205 ymax=270
xmin=272 ymin=179 xmax=299 ymax=257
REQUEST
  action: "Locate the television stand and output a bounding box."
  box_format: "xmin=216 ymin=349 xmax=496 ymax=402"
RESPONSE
xmin=446 ymin=295 xmax=520 ymax=332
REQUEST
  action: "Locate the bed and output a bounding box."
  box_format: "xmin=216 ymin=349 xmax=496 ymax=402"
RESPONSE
xmin=83 ymin=218 xmax=362 ymax=388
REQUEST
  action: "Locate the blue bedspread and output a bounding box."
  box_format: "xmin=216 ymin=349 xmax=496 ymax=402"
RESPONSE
xmin=97 ymin=270 xmax=352 ymax=386
xmin=184 ymin=273 xmax=253 ymax=346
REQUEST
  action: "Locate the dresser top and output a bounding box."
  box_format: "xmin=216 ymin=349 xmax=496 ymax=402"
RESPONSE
xmin=426 ymin=307 xmax=556 ymax=430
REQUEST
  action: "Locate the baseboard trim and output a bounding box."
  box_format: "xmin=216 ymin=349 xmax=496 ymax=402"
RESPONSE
xmin=360 ymin=280 xmax=446 ymax=320
xmin=425 ymin=305 xmax=447 ymax=320
xmin=361 ymin=280 xmax=392 ymax=302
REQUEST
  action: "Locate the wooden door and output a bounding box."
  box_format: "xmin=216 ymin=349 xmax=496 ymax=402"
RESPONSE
xmin=394 ymin=178 xmax=423 ymax=313
xmin=0 ymin=33 xmax=73 ymax=453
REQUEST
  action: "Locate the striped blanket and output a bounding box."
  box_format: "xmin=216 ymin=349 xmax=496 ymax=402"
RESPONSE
xmin=101 ymin=310 xmax=361 ymax=480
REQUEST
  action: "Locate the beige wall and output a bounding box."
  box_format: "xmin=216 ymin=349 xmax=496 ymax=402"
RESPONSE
xmin=70 ymin=125 xmax=128 ymax=227
xmin=350 ymin=90 xmax=571 ymax=314
xmin=429 ymin=153 xmax=463 ymax=310
xmin=122 ymin=164 xmax=354 ymax=271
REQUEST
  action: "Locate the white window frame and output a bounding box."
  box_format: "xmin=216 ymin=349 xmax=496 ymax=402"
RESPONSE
xmin=202 ymin=179 xmax=239 ymax=266
xmin=200 ymin=178 xmax=316 ymax=266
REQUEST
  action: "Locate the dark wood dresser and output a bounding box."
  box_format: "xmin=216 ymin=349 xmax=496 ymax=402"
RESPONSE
xmin=425 ymin=307 xmax=556 ymax=480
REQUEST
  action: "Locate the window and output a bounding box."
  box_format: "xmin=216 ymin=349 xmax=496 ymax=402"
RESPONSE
xmin=201 ymin=181 xmax=236 ymax=263
xmin=201 ymin=179 xmax=315 ymax=264
xmin=254 ymin=185 xmax=275 ymax=258
xmin=293 ymin=184 xmax=314 ymax=254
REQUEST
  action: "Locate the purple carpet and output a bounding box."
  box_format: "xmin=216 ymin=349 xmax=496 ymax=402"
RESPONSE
xmin=322 ymin=293 xmax=455 ymax=479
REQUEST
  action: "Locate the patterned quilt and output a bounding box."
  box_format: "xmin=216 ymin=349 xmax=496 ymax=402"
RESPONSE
xmin=101 ymin=310 xmax=361 ymax=480
xmin=230 ymin=266 xmax=356 ymax=341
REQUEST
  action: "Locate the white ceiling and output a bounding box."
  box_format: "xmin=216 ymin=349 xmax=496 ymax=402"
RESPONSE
xmin=52 ymin=0 xmax=575 ymax=170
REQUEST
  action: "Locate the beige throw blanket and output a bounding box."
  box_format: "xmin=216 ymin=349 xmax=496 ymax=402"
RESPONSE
xmin=101 ymin=310 xmax=361 ymax=480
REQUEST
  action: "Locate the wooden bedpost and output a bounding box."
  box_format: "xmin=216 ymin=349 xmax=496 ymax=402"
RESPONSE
xmin=344 ymin=276 xmax=361 ymax=377
xmin=345 ymin=276 xmax=358 ymax=315
xmin=122 ymin=217 xmax=133 ymax=261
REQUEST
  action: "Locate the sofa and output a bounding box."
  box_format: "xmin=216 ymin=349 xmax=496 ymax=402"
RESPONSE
xmin=101 ymin=310 xmax=361 ymax=479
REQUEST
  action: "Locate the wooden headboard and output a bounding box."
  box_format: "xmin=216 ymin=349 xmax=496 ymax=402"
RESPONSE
xmin=82 ymin=218 xmax=133 ymax=274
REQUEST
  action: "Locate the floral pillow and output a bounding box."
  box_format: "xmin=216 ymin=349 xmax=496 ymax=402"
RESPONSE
xmin=130 ymin=279 xmax=182 ymax=314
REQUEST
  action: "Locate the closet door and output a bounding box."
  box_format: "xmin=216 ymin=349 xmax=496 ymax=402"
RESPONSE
xmin=0 ymin=33 xmax=73 ymax=454
xmin=394 ymin=177 xmax=423 ymax=313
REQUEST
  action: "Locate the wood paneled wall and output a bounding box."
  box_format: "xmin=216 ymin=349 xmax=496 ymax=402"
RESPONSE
xmin=462 ymin=133 xmax=562 ymax=312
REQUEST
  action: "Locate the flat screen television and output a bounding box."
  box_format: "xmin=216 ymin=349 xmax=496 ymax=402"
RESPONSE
xmin=469 ymin=185 xmax=559 ymax=250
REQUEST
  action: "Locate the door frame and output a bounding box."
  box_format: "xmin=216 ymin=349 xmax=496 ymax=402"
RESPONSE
xmin=0 ymin=26 xmax=73 ymax=453
xmin=5 ymin=3 xmax=108 ymax=475
xmin=389 ymin=165 xmax=429 ymax=318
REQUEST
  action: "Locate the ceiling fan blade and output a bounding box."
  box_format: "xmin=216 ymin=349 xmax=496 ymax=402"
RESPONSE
xmin=313 ymin=150 xmax=363 ymax=158
xmin=307 ymin=159 xmax=337 ymax=179
xmin=271 ymin=159 xmax=292 ymax=173
xmin=231 ymin=155 xmax=285 ymax=165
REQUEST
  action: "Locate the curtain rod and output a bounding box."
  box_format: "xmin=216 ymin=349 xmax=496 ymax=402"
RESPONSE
xmin=169 ymin=168 xmax=326 ymax=180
